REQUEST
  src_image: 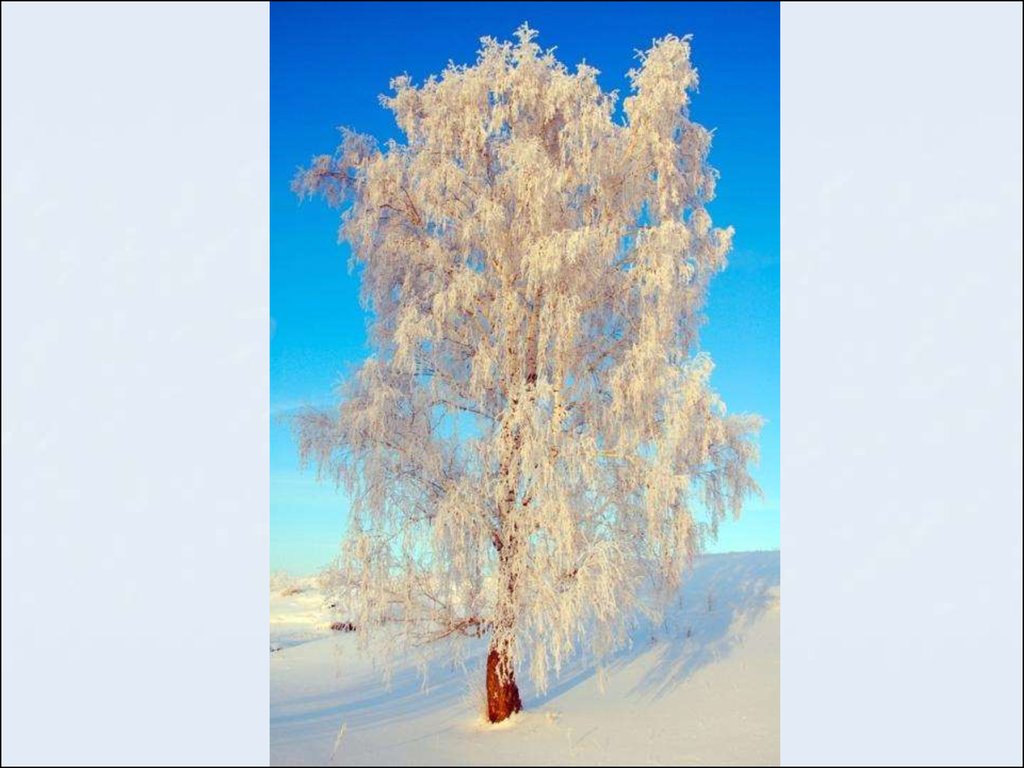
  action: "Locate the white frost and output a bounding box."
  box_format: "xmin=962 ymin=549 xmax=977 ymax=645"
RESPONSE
xmin=292 ymin=24 xmax=763 ymax=694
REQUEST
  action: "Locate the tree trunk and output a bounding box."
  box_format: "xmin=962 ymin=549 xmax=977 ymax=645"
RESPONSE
xmin=485 ymin=643 xmax=522 ymax=723
xmin=483 ymin=287 xmax=538 ymax=725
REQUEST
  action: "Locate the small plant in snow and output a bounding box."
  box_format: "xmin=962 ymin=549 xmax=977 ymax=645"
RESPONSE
xmin=271 ymin=570 xmax=303 ymax=597
xmin=293 ymin=24 xmax=761 ymax=723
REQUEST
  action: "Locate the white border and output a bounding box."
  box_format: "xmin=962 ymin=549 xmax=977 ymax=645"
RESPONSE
xmin=1 ymin=2 xmax=1021 ymax=765
xmin=2 ymin=3 xmax=269 ymax=765
xmin=782 ymin=2 xmax=1022 ymax=764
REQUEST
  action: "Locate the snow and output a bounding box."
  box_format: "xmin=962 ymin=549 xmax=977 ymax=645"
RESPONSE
xmin=270 ymin=550 xmax=779 ymax=766
xmin=270 ymin=577 xmax=333 ymax=652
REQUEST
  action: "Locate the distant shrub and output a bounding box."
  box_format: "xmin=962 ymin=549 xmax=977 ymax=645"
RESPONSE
xmin=330 ymin=621 xmax=357 ymax=633
xmin=271 ymin=570 xmax=304 ymax=596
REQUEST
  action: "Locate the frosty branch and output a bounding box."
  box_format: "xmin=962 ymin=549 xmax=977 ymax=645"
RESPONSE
xmin=293 ymin=24 xmax=762 ymax=723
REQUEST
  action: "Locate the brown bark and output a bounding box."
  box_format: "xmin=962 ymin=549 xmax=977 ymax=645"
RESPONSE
xmin=487 ymin=541 xmax=521 ymax=723
xmin=485 ymin=643 xmax=522 ymax=723
xmin=483 ymin=287 xmax=540 ymax=725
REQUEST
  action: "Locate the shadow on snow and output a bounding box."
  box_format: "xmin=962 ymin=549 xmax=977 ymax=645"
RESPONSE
xmin=528 ymin=550 xmax=779 ymax=705
xmin=271 ymin=550 xmax=779 ymax=744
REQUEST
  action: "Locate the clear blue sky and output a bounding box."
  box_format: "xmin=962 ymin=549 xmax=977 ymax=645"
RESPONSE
xmin=271 ymin=1 xmax=779 ymax=573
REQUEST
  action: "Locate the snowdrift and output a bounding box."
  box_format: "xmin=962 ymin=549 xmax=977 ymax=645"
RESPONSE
xmin=270 ymin=550 xmax=779 ymax=766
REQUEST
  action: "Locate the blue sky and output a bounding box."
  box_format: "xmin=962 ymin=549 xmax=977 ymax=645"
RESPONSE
xmin=271 ymin=1 xmax=779 ymax=574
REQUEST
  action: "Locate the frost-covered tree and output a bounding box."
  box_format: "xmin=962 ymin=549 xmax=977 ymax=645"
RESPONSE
xmin=293 ymin=25 xmax=761 ymax=723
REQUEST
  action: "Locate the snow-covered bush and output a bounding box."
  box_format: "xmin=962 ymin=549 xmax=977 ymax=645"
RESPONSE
xmin=270 ymin=570 xmax=303 ymax=597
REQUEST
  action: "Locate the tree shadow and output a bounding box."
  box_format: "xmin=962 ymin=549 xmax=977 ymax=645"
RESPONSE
xmin=527 ymin=551 xmax=780 ymax=707
xmin=271 ymin=648 xmax=479 ymax=753
xmin=631 ymin=550 xmax=779 ymax=700
xmin=271 ymin=551 xmax=780 ymax=755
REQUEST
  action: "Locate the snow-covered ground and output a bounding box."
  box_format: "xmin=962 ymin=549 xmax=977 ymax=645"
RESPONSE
xmin=270 ymin=550 xmax=779 ymax=766
xmin=270 ymin=576 xmax=335 ymax=653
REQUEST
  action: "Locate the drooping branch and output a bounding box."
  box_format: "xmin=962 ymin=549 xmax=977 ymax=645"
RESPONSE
xmin=293 ymin=25 xmax=762 ymax=704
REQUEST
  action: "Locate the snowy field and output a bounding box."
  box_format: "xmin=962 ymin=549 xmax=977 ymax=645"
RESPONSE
xmin=270 ymin=550 xmax=779 ymax=766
